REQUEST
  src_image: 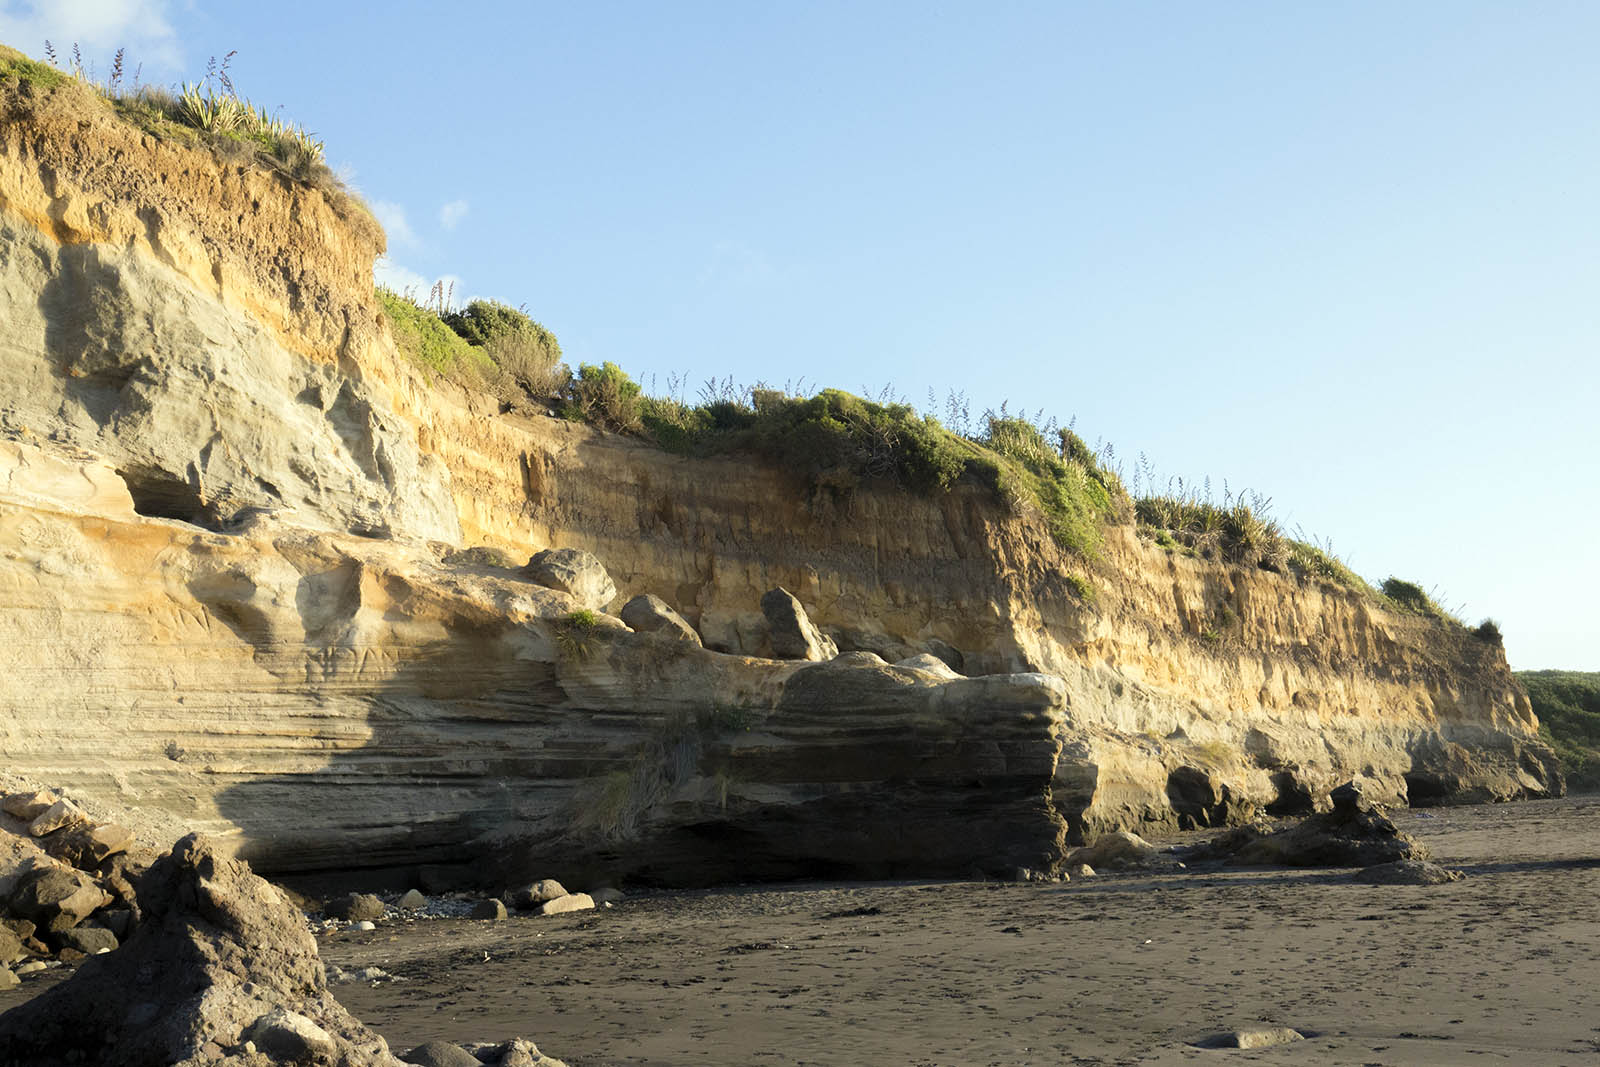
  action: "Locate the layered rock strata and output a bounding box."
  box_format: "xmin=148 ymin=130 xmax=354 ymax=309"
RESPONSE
xmin=0 ymin=64 xmax=1561 ymax=885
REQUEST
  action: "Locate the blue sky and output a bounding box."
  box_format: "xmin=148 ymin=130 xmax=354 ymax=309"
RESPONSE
xmin=4 ymin=2 xmax=1596 ymax=669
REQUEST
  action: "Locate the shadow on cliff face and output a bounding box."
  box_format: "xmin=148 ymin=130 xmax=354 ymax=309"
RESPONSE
xmin=200 ymin=547 xmax=575 ymax=886
xmin=204 ymin=544 xmax=1074 ymax=892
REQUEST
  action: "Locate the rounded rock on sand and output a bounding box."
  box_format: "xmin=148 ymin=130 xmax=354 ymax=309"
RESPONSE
xmin=403 ymin=1039 xmax=483 ymax=1067
xmin=471 ymin=898 xmax=508 ymax=921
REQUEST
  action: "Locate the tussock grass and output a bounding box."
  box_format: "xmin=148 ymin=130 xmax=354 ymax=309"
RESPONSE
xmin=1134 ymin=487 xmax=1287 ymax=572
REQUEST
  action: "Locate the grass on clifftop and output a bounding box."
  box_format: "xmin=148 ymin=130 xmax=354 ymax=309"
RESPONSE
xmin=1519 ymin=671 xmax=1600 ymax=791
xmin=636 ymin=382 xmax=1125 ymax=559
xmin=0 ymin=44 xmax=342 ymax=196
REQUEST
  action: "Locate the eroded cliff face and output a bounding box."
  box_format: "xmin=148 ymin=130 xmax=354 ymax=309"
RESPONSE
xmin=0 ymin=70 xmax=1560 ymax=883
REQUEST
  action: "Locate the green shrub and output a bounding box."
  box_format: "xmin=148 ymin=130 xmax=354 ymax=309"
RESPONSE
xmin=1380 ymin=577 xmax=1439 ymax=616
xmin=1472 ymin=618 xmax=1504 ymax=645
xmin=1520 ymin=671 xmax=1600 ymax=792
xmin=378 ymin=288 xmax=494 ymax=378
xmin=440 ymin=299 xmax=568 ymax=403
xmin=564 ymin=362 xmax=643 ymax=432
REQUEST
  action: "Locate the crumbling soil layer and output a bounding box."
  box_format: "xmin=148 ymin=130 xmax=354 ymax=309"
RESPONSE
xmin=7 ymin=798 xmax=1600 ymax=1065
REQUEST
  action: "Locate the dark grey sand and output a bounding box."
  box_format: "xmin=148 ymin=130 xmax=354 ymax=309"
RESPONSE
xmin=9 ymin=798 xmax=1600 ymax=1065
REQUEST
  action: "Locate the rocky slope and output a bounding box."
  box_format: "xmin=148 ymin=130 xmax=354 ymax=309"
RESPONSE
xmin=0 ymin=62 xmax=1560 ymax=886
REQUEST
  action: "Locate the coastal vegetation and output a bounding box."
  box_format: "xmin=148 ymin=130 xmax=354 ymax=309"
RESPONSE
xmin=377 ymin=281 xmax=1496 ymax=615
xmin=0 ymin=44 xmax=343 ymax=198
xmin=1519 ymin=671 xmax=1600 ymax=791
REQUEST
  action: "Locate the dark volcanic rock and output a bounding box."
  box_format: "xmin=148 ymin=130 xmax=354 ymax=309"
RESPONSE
xmin=471 ymin=898 xmax=508 ymax=921
xmin=1222 ymin=783 xmax=1428 ymax=868
xmin=0 ymin=833 xmax=403 ymax=1066
xmin=42 ymin=822 xmax=134 ymax=869
xmin=326 ymin=891 xmax=386 ymax=922
xmin=5 ymin=866 xmax=109 ymax=930
xmin=53 ymin=925 xmax=117 ymax=955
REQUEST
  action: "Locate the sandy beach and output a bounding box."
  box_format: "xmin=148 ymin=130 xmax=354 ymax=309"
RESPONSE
xmin=5 ymin=797 xmax=1595 ymax=1065
xmin=307 ymin=797 xmax=1600 ymax=1066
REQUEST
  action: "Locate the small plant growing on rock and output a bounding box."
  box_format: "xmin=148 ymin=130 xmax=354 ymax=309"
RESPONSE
xmin=553 ymin=609 xmax=601 ymax=661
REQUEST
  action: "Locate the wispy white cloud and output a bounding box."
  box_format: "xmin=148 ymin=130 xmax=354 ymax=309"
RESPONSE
xmin=369 ymin=200 xmax=418 ymax=248
xmin=438 ymin=199 xmax=469 ymax=230
xmin=0 ymin=0 xmax=181 ymax=73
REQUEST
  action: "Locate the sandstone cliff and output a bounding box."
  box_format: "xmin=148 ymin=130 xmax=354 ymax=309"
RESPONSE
xmin=0 ymin=62 xmax=1560 ymax=885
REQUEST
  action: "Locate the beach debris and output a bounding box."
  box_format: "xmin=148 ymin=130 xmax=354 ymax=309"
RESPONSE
xmin=247 ymin=1006 xmax=337 ymax=1063
xmin=0 ymin=790 xmax=60 ymax=821
xmin=405 ymin=1040 xmax=484 ymax=1066
xmin=28 ymin=798 xmax=87 ymax=838
xmin=398 ymin=888 xmax=428 ymax=910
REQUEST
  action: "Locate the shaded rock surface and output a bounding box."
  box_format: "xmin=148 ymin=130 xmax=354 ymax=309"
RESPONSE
xmin=0 ymin=833 xmax=403 ymax=1066
xmin=506 ymin=879 xmax=567 ymax=911
xmin=326 ymin=892 xmax=386 ymax=922
xmin=760 ymin=587 xmax=839 ymax=661
xmin=1200 ymin=785 xmax=1428 ymax=868
xmin=620 ymin=594 xmax=701 ymax=645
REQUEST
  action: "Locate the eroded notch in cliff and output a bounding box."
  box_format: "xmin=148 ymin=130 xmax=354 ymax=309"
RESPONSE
xmin=117 ymin=464 xmax=222 ymax=530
